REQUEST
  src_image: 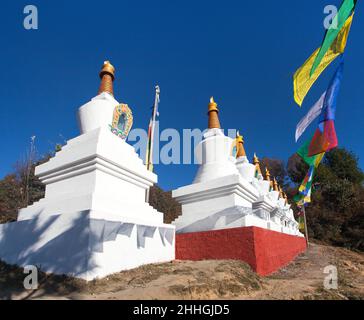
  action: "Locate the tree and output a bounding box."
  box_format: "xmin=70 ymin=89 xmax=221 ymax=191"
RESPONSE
xmin=323 ymin=148 xmax=364 ymax=185
xmin=287 ymin=153 xmax=308 ymax=185
xmin=149 ymin=185 xmax=181 ymax=224
xmin=287 ymin=146 xmax=364 ymax=251
xmin=260 ymin=157 xmax=287 ymax=186
xmin=0 ymin=142 xmax=52 ymax=224
xmin=0 ymin=175 xmax=22 ymax=223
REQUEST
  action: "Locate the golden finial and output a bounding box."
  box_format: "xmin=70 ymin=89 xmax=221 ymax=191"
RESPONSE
xmin=284 ymin=192 xmax=288 ymax=205
xmin=279 ymin=186 xmax=284 ymax=198
xmin=207 ymin=97 xmax=221 ymax=129
xmin=236 ymin=130 xmax=242 ymax=142
xmin=273 ymin=178 xmax=279 ymax=191
xmin=265 ymin=167 xmax=271 ymax=181
xmin=253 ymin=153 xmax=262 ymax=177
xmin=236 ymin=130 xmax=246 ymax=158
xmin=99 ymin=61 xmax=115 ymax=79
xmin=266 ymin=168 xmax=273 ymax=190
xmin=98 ymin=60 xmax=115 ymax=96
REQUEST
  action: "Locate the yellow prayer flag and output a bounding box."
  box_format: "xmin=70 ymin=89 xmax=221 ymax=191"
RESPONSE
xmin=293 ymin=14 xmax=353 ymax=107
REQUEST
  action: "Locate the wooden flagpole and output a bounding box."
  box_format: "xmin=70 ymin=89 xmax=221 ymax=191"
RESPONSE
xmin=302 ymin=205 xmax=309 ymax=247
xmin=145 ymin=85 xmax=160 ymax=203
xmin=148 ymin=85 xmax=160 ymax=172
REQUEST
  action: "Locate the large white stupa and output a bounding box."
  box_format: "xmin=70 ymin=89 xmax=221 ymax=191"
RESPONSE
xmin=0 ymin=61 xmax=175 ymax=280
xmin=172 ymin=98 xmax=302 ymax=237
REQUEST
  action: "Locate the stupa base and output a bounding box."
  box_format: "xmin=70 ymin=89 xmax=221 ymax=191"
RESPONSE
xmin=0 ymin=210 xmax=175 ymax=281
xmin=175 ymin=226 xmax=306 ymax=276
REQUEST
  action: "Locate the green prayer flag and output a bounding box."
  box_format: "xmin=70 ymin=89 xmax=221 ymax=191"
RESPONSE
xmin=297 ymin=139 xmax=325 ymax=168
xmin=310 ymin=0 xmax=356 ymax=75
xmin=298 ymin=216 xmax=305 ymax=231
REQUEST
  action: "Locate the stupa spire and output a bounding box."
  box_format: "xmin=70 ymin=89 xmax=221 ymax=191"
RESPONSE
xmin=265 ymin=167 xmax=273 ymax=191
xmin=279 ymin=186 xmax=284 ymax=199
xmin=284 ymin=192 xmax=288 ymax=205
xmin=236 ymin=131 xmax=246 ymax=158
xmin=207 ymin=97 xmax=221 ymax=129
xmin=253 ymin=153 xmax=262 ymax=177
xmin=273 ymin=177 xmax=279 ymax=191
xmin=265 ymin=167 xmax=271 ymax=181
xmin=98 ymin=60 xmax=115 ymax=96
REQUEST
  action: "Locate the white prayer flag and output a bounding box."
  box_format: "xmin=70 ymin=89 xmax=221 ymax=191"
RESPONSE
xmin=295 ymin=91 xmax=326 ymax=142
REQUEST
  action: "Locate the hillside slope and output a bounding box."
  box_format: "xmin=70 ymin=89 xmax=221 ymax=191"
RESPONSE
xmin=1 ymin=243 xmax=363 ymax=300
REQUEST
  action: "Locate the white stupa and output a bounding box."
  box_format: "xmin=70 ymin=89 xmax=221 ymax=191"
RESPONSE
xmin=172 ymin=98 xmax=302 ymax=236
xmin=0 ymin=61 xmax=175 ymax=280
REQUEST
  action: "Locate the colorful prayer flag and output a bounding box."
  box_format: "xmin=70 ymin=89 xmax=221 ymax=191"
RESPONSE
xmin=297 ymin=139 xmax=325 ymax=168
xmin=294 ymin=166 xmax=315 ymax=206
xmin=294 ymin=190 xmax=312 ymax=207
xmin=145 ymin=86 xmax=160 ymax=172
xmin=145 ymin=118 xmax=153 ymax=171
xmin=299 ymin=166 xmax=315 ymax=194
xmin=308 ymin=61 xmax=344 ymax=156
xmin=310 ymin=0 xmax=356 ymax=75
xmin=295 ymin=91 xmax=326 ymax=142
xmin=293 ymin=14 xmax=353 ymax=106
xmin=298 ymin=215 xmax=305 ymax=231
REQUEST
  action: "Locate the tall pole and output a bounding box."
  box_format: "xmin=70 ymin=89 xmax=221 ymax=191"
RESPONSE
xmin=145 ymin=85 xmax=160 ymax=203
xmin=302 ymin=205 xmax=309 ymax=247
xmin=148 ymin=85 xmax=160 ymax=172
xmin=25 ymin=136 xmax=36 ymax=206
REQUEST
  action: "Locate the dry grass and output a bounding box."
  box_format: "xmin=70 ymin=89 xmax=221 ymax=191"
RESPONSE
xmin=1 ymin=243 xmax=363 ymax=300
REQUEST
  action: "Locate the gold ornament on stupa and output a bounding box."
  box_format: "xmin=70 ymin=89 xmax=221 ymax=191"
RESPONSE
xmin=236 ymin=131 xmax=246 ymax=158
xmin=284 ymin=192 xmax=288 ymax=205
xmin=207 ymin=97 xmax=221 ymax=129
xmin=273 ymin=178 xmax=279 ymax=192
xmin=97 ymin=60 xmax=133 ymax=140
xmin=265 ymin=167 xmax=273 ymax=190
xmin=265 ymin=167 xmax=271 ymax=181
xmin=279 ymin=186 xmax=284 ymax=199
xmin=253 ymin=153 xmax=262 ymax=177
xmin=98 ymin=61 xmax=115 ymax=96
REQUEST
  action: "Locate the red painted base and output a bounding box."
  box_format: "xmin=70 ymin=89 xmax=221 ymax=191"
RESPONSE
xmin=176 ymin=226 xmax=307 ymax=276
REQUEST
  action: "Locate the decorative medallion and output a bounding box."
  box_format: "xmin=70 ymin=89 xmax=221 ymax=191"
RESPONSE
xmin=230 ymin=139 xmax=237 ymax=157
xmin=109 ymin=103 xmax=133 ymax=140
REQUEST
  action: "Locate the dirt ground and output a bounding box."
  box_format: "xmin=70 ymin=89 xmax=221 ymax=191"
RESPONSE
xmin=1 ymin=243 xmax=363 ymax=300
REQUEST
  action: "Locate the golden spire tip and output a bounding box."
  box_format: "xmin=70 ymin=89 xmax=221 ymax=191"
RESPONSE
xmin=207 ymin=96 xmax=220 ymax=129
xmin=98 ymin=60 xmax=115 ymax=96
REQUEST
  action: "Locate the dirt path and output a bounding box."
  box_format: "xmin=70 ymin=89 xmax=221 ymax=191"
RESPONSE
xmin=250 ymin=243 xmax=341 ymax=299
xmin=1 ymin=243 xmax=363 ymax=300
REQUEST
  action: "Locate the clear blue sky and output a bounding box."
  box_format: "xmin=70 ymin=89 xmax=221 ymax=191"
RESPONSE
xmin=0 ymin=0 xmax=363 ymax=191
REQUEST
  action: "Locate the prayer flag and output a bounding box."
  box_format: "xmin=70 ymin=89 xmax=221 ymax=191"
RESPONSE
xmin=308 ymin=61 xmax=344 ymax=156
xmin=310 ymin=0 xmax=356 ymax=75
xmin=293 ymin=14 xmax=353 ymax=106
xmin=295 ymin=91 xmax=326 ymax=142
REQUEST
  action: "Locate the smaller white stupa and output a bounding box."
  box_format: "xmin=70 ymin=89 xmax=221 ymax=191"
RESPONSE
xmin=172 ymin=98 xmax=302 ymax=236
xmin=0 ymin=61 xmax=175 ymax=280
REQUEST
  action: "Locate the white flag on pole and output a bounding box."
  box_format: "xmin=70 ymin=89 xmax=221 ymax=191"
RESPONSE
xmin=295 ymin=91 xmax=326 ymax=142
